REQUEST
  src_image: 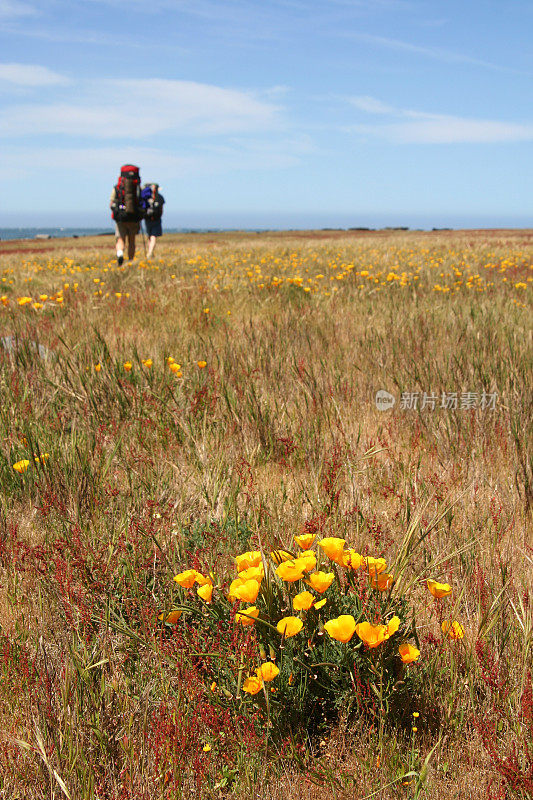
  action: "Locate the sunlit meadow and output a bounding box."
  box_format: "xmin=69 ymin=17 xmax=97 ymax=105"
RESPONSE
xmin=0 ymin=228 xmax=531 ymax=799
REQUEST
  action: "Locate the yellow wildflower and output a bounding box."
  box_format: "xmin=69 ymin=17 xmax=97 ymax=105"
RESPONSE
xmin=294 ymin=533 xmax=316 ymax=550
xmin=275 ymin=561 xmax=305 ymax=582
xmin=324 ymin=614 xmax=357 ymax=643
xmin=256 ymin=662 xmax=279 ymax=682
xmin=370 ymin=572 xmax=394 ymax=591
xmin=306 ymin=571 xmax=334 ymax=594
xmin=238 ymin=565 xmax=264 ymax=582
xmin=235 ymin=606 xmax=259 ymax=626
xmin=12 ymin=459 xmax=31 ymax=474
xmin=427 ymin=579 xmax=452 ymax=598
xmin=442 ymin=620 xmax=464 ymax=639
xmin=276 ymin=616 xmax=303 ymax=638
xmin=318 ymin=537 xmax=346 ymax=565
xmin=399 ymin=643 xmax=420 ymax=663
xmin=342 ymin=549 xmax=363 ymax=570
xmin=173 ymin=569 xmax=198 ymax=589
xmin=158 ymin=609 xmax=183 ymax=624
xmin=364 ymin=557 xmax=387 ymax=576
xmin=355 ymin=616 xmax=401 ymax=648
xmin=296 ymin=551 xmax=316 ymax=572
xmin=293 ymin=591 xmax=315 ymax=611
xmin=243 ymin=676 xmax=263 ymax=695
xmin=197 ymin=583 xmax=213 ymax=603
xmin=232 ymin=579 xmax=261 ymax=603
xmin=235 ymin=551 xmax=262 ymax=571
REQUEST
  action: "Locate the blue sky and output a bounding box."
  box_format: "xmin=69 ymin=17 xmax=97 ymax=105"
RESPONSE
xmin=1 ymin=0 xmax=532 ymax=228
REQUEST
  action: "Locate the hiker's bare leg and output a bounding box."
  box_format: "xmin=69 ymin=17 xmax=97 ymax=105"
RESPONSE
xmin=147 ymin=235 xmax=156 ymax=258
xmin=127 ymin=232 xmax=136 ymax=260
xmin=116 ymin=236 xmax=125 ymax=257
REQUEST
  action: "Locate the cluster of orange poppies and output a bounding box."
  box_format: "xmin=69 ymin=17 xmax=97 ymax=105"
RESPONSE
xmin=168 ymin=532 xmax=467 ymax=699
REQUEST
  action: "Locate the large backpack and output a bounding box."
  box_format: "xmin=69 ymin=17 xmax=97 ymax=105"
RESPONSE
xmin=141 ymin=183 xmax=165 ymax=220
xmin=111 ymin=165 xmax=142 ymax=222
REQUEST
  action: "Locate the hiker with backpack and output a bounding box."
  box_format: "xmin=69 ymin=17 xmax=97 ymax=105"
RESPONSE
xmin=110 ymin=165 xmax=143 ymax=265
xmin=141 ymin=183 xmax=165 ymax=259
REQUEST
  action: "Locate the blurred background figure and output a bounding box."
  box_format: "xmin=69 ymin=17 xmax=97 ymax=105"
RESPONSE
xmin=141 ymin=183 xmax=165 ymax=259
xmin=110 ymin=165 xmax=143 ymax=264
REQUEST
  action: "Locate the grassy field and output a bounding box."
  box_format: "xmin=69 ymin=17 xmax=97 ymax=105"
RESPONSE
xmin=0 ymin=228 xmax=531 ymax=799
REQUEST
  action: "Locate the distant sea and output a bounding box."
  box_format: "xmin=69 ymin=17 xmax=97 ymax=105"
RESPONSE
xmin=1 ymin=218 xmax=530 ymax=241
xmin=0 ymin=227 xmax=228 ymax=241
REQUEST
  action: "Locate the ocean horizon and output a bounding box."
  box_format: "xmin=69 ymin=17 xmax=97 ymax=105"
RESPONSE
xmin=1 ymin=219 xmax=531 ymax=242
xmin=0 ymin=226 xmax=247 ymax=241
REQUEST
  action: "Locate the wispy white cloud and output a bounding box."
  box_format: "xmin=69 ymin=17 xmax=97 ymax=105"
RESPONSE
xmin=345 ymin=32 xmax=523 ymax=73
xmin=0 ymin=0 xmax=37 ymax=18
xmin=348 ymin=95 xmax=396 ymax=114
xmin=352 ymin=118 xmax=533 ymax=144
xmin=1 ymin=23 xmax=156 ymax=48
xmin=0 ymin=78 xmax=283 ymax=138
xmin=2 ymin=135 xmax=312 ymax=182
xmin=346 ymin=95 xmax=533 ymax=143
xmin=0 ymin=62 xmax=69 ymax=86
xmin=327 ymin=0 xmax=414 ymax=8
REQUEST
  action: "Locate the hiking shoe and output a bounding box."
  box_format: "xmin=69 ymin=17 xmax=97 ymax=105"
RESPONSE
xmin=117 ymin=254 xmax=124 ymax=266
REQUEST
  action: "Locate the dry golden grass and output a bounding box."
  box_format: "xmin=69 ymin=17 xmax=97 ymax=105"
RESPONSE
xmin=0 ymin=228 xmax=531 ymax=798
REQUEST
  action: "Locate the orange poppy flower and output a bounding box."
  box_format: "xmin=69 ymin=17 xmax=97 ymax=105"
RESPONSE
xmin=276 ymin=616 xmax=303 ymax=638
xmin=364 ymin=557 xmax=387 ymax=576
xmin=12 ymin=459 xmax=31 ymax=474
xmin=235 ymin=606 xmax=259 ymax=626
xmin=256 ymin=662 xmax=279 ymax=682
xmin=442 ymin=620 xmax=464 ymax=639
xmin=276 ymin=561 xmax=305 ymax=582
xmin=306 ymin=571 xmax=334 ymax=594
xmin=399 ymin=642 xmax=420 ymax=663
xmin=173 ymin=569 xmax=198 ymax=589
xmin=238 ymin=565 xmax=264 ymax=582
xmin=243 ymin=676 xmax=263 ymax=695
xmin=293 ymin=591 xmax=315 ymax=611
xmin=342 ymin=549 xmax=363 ymax=570
xmin=158 ymin=609 xmax=183 ymax=624
xmin=318 ymin=537 xmax=346 ymax=565
xmin=369 ymin=572 xmax=394 ymax=591
xmin=235 ymin=551 xmax=262 ymax=572
xmin=270 ymin=549 xmax=294 ymax=565
xmin=197 ymin=584 xmax=213 ymax=603
xmin=324 ymin=614 xmax=357 ymax=643
xmin=296 ymin=551 xmax=316 ymax=572
xmin=427 ymin=580 xmax=452 ymax=598
xmin=355 ymin=616 xmax=401 ymax=648
xmin=294 ymin=533 xmax=316 ymax=550
xmin=232 ymin=579 xmax=261 ymax=604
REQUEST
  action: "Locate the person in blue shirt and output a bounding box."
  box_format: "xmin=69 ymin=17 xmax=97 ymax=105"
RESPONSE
xmin=141 ymin=183 xmax=165 ymax=258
